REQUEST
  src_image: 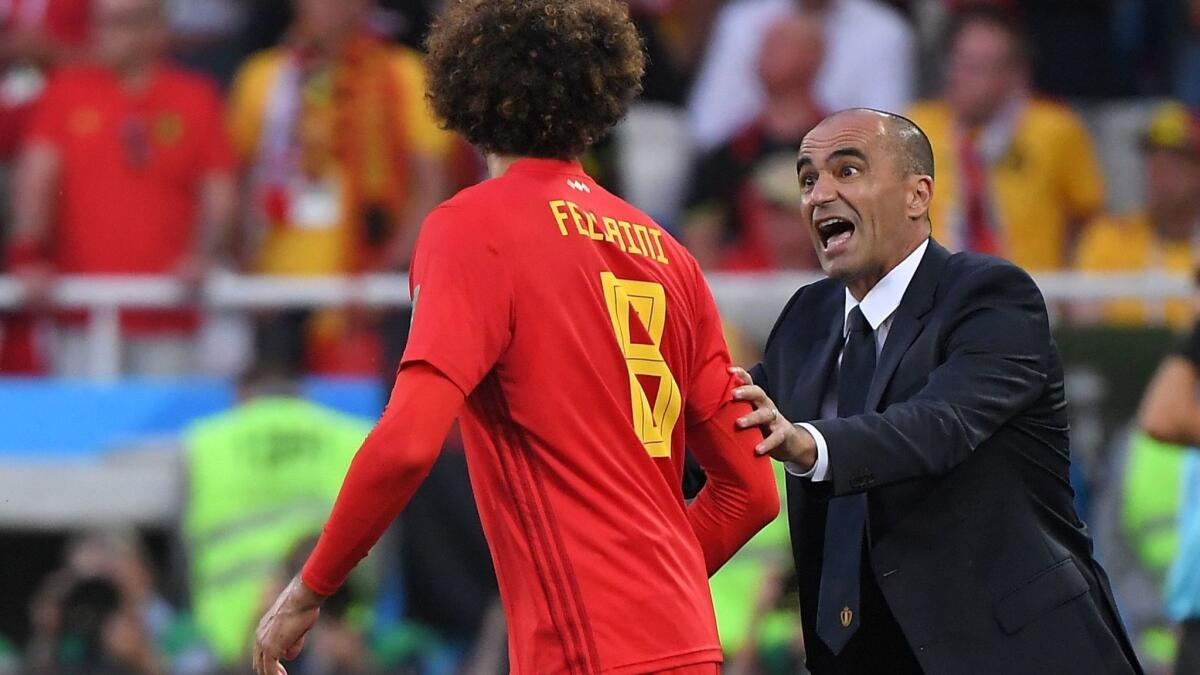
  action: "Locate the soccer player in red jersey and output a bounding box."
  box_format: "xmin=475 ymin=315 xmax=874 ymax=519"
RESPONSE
xmin=252 ymin=1 xmax=779 ymax=673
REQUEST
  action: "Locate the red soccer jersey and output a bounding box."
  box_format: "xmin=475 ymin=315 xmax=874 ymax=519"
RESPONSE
xmin=401 ymin=159 xmax=741 ymax=674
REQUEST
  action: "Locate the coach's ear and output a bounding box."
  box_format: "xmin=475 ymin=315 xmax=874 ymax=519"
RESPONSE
xmin=905 ymin=174 xmax=933 ymax=222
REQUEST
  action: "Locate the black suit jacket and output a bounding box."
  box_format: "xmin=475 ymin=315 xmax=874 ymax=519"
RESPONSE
xmin=750 ymin=241 xmax=1142 ymax=675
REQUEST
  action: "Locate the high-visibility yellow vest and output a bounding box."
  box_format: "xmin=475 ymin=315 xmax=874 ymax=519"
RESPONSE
xmin=709 ymin=463 xmax=794 ymax=654
xmin=184 ymin=397 xmax=371 ymax=664
xmin=1121 ymin=431 xmax=1187 ymax=666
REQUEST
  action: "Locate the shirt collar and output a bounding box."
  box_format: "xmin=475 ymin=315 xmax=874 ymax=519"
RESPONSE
xmin=506 ymin=158 xmax=587 ymax=176
xmin=843 ymin=238 xmax=930 ymax=335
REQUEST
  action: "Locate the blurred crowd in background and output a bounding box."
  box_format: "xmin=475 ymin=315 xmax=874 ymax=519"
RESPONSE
xmin=1 ymin=0 xmax=1200 ymax=673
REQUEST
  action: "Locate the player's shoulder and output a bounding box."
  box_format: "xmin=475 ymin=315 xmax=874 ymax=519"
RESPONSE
xmin=589 ymin=183 xmax=698 ymax=266
xmin=421 ymin=182 xmax=513 ymax=246
xmin=437 ymin=175 xmax=512 ymax=214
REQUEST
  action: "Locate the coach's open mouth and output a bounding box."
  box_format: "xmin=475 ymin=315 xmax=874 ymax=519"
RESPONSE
xmin=816 ymin=216 xmax=856 ymax=252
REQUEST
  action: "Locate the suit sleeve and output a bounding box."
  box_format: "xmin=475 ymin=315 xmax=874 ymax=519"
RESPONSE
xmin=811 ymin=263 xmax=1051 ymax=496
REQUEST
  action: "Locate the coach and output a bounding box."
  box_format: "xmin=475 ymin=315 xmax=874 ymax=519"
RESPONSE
xmin=732 ymin=108 xmax=1142 ymax=674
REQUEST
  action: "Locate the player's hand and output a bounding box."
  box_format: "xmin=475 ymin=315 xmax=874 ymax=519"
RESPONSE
xmin=729 ymin=367 xmax=817 ymax=470
xmin=253 ymin=575 xmax=324 ymax=675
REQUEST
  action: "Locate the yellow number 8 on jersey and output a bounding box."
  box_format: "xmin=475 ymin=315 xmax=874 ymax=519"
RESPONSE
xmin=601 ymin=272 xmax=683 ymax=458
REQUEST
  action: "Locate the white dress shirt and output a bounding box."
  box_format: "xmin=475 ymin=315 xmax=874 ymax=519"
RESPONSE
xmin=789 ymin=239 xmax=929 ymax=481
xmin=686 ymin=0 xmax=916 ymax=150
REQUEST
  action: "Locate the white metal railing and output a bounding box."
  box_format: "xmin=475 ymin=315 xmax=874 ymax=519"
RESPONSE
xmin=0 ymin=271 xmax=1193 ymax=380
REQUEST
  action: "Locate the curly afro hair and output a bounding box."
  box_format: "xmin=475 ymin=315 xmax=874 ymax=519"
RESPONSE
xmin=424 ymin=0 xmax=646 ymax=160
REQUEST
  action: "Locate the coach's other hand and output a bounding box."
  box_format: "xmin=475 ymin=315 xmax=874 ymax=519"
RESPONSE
xmin=253 ymin=575 xmax=324 ymax=675
xmin=730 ymin=367 xmax=818 ymax=471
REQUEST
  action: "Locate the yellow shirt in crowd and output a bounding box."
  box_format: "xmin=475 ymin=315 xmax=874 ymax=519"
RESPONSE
xmin=907 ymin=99 xmax=1105 ymax=271
xmin=1075 ymin=213 xmax=1195 ymax=328
xmin=228 ymin=45 xmax=450 ymax=276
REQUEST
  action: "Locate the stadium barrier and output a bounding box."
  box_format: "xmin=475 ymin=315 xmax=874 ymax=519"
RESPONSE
xmin=0 ymin=271 xmax=1192 ymax=380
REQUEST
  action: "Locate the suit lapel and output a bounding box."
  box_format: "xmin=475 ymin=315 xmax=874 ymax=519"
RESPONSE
xmin=864 ymin=240 xmax=951 ymax=410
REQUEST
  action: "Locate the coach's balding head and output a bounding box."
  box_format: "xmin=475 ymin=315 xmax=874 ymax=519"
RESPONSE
xmin=796 ymin=108 xmax=935 ymax=299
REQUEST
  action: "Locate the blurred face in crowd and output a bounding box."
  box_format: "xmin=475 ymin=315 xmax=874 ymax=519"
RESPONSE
xmin=946 ymin=20 xmax=1026 ymax=126
xmin=294 ymin=0 xmax=370 ymax=45
xmin=762 ymin=202 xmax=820 ymax=270
xmin=1146 ymin=148 xmax=1200 ymax=239
xmin=797 ymin=111 xmax=932 ymax=297
xmin=757 ymin=13 xmax=824 ymax=97
xmin=66 ymin=533 xmax=156 ymax=605
xmin=93 ymin=0 xmax=166 ymax=72
xmin=752 ymin=155 xmax=820 ymax=270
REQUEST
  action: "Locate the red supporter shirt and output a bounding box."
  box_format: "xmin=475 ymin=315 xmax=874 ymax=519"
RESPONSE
xmin=400 ymin=159 xmax=739 ymax=674
xmin=26 ymin=64 xmax=234 ymax=331
xmin=0 ymin=0 xmax=91 ymax=157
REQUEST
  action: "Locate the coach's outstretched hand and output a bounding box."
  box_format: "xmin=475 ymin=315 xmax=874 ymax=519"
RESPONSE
xmin=729 ymin=367 xmax=818 ymax=471
xmin=253 ymin=575 xmax=325 ymax=675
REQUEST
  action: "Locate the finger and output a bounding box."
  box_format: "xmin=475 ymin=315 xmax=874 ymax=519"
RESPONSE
xmin=732 ymin=385 xmax=768 ymax=405
xmin=756 ymin=427 xmax=789 ymax=456
xmin=736 ymin=407 xmax=778 ymax=429
xmin=259 ymin=642 xmax=277 ymax=675
xmin=284 ymin=634 xmax=306 ymax=661
xmin=728 ymin=366 xmax=753 ymax=386
xmin=260 ymin=647 xmax=275 ymax=675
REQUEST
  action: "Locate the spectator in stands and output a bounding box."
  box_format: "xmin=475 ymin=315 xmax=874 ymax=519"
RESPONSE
xmin=626 ymin=0 xmax=722 ymax=105
xmin=228 ymin=0 xmax=449 ymax=374
xmin=683 ymin=10 xmax=824 ymax=271
xmin=688 ymin=0 xmax=914 ymax=150
xmin=164 ymin=0 xmax=244 ymax=86
xmin=0 ymin=0 xmax=89 ymax=375
xmin=0 ymin=0 xmax=90 ymax=157
xmin=62 ymin=531 xmax=213 ymax=674
xmin=241 ymin=0 xmax=441 ymax=55
xmin=6 ymin=0 xmax=236 ymax=376
xmin=41 ymin=576 xmax=161 ymax=675
xmin=1137 ymin=320 xmax=1200 ymax=675
xmin=907 ymin=5 xmax=1105 ymax=271
xmin=1075 ymin=102 xmax=1200 ymax=329
xmin=24 ymin=530 xmax=191 ymax=675
xmin=182 ymin=360 xmax=370 ymax=668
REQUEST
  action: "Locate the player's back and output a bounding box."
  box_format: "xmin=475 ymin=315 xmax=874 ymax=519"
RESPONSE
xmin=402 ymin=159 xmax=735 ymax=673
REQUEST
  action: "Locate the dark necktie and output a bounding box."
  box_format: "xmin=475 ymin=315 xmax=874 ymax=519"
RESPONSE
xmin=815 ymin=305 xmax=875 ymax=655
